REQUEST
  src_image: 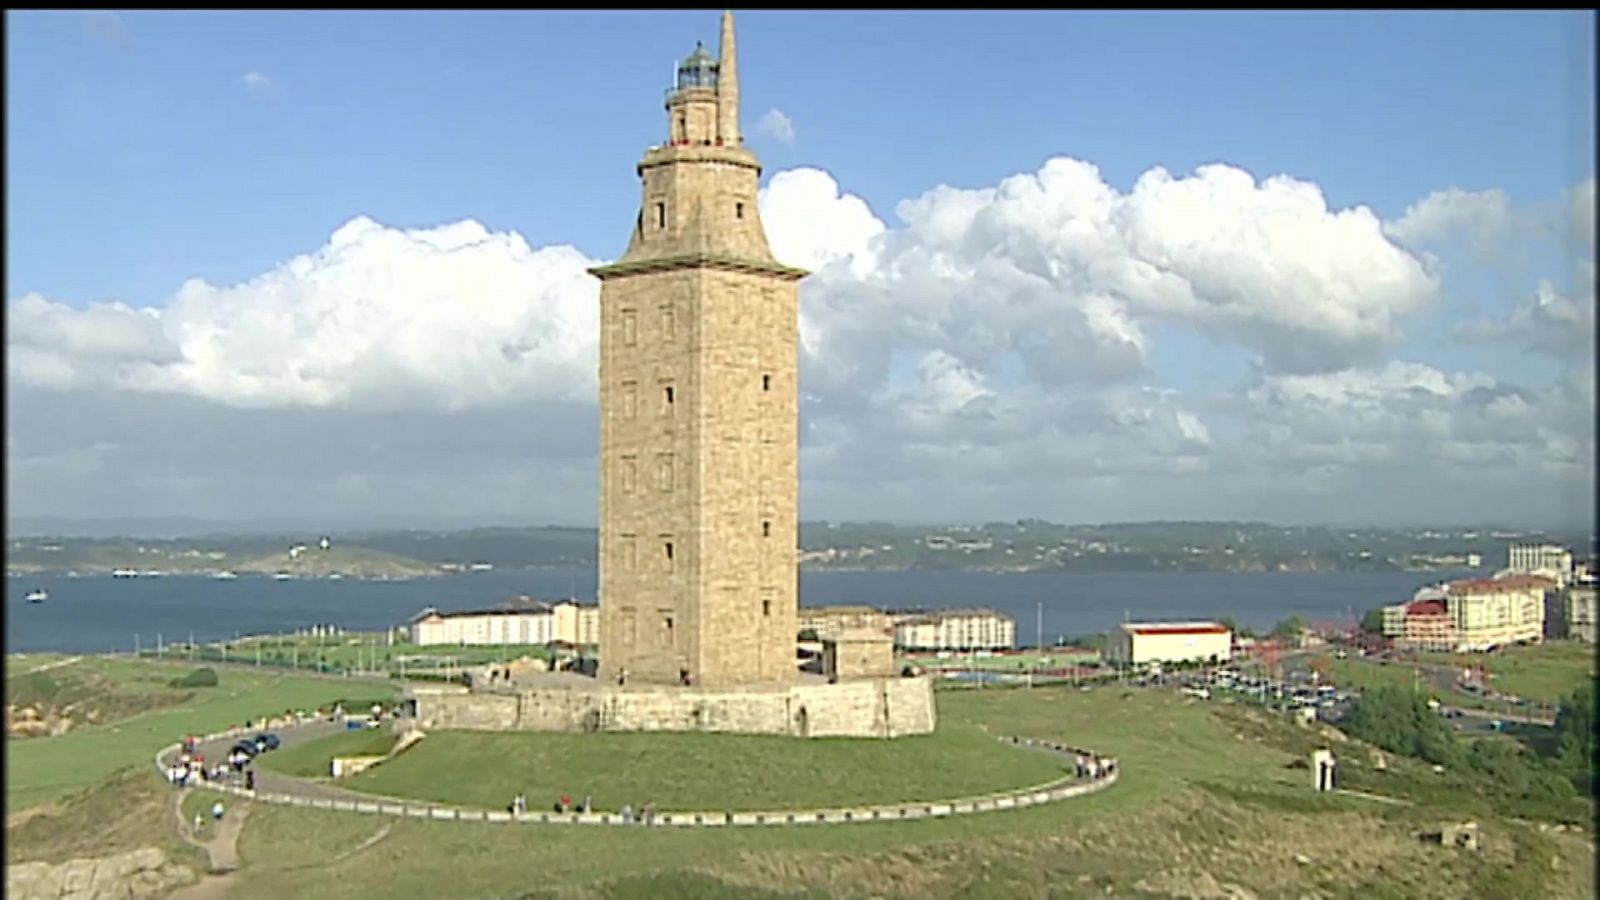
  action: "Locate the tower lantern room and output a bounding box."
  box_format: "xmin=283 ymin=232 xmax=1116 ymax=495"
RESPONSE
xmin=665 ymin=19 xmax=740 ymax=147
xmin=676 ymin=42 xmax=719 ymax=90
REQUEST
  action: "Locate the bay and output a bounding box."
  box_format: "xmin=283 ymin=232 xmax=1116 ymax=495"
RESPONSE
xmin=4 ymin=567 xmax=1469 ymax=654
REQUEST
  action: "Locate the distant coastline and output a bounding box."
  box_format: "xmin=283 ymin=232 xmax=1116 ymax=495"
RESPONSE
xmin=5 ymin=520 xmax=1590 ymax=579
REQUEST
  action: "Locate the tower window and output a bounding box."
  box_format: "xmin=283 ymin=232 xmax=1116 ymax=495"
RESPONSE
xmin=664 ymin=385 xmax=675 ymax=409
xmin=736 ymin=202 xmax=744 ymax=219
xmin=656 ymin=203 xmax=666 ymax=228
xmin=763 ymin=600 xmax=772 ymax=617
xmin=621 ymin=310 xmax=637 ymax=346
xmin=621 ymin=456 xmax=638 ymax=494
xmin=621 ymin=381 xmax=637 ymax=419
xmin=762 ymin=374 xmax=771 ymax=391
xmin=762 ymin=520 xmax=771 ymax=538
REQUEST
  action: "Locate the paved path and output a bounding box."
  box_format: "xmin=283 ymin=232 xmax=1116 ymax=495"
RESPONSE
xmin=159 ymin=716 xmax=1120 ymax=829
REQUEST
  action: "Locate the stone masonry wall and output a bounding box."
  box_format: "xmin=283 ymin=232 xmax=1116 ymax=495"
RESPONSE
xmin=416 ymin=676 xmax=936 ymax=739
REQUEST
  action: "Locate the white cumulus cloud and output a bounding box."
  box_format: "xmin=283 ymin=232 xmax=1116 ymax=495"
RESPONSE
xmin=753 ymin=108 xmax=795 ymax=145
xmin=6 ymin=217 xmax=600 ymax=412
xmin=1384 ymin=186 xmax=1514 ymax=248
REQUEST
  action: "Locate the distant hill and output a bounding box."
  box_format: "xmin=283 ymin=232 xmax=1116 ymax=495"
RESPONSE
xmin=6 ymin=521 xmax=1594 ymax=576
xmin=3 ymin=538 xmax=438 ymax=578
xmin=232 ymin=544 xmax=438 ymax=578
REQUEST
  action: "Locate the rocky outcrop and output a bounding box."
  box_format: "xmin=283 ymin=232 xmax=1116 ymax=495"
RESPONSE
xmin=1133 ymin=869 xmax=1258 ymax=900
xmin=6 ymin=847 xmax=195 ymax=900
xmin=5 ymin=705 xmax=74 ymax=739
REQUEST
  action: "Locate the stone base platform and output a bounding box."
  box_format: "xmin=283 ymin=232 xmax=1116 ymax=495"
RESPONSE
xmin=408 ymin=675 xmax=937 ymax=739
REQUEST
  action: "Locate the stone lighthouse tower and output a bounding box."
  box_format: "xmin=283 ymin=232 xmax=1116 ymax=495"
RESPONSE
xmin=590 ymin=12 xmax=807 ymax=688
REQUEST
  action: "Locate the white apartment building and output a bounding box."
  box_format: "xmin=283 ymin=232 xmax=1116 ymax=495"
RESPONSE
xmin=408 ymin=600 xmax=600 ymax=647
xmin=1507 ymin=544 xmax=1572 ymax=587
xmin=1380 ymin=603 xmax=1408 ymax=639
xmin=1103 ymin=622 xmax=1232 ymax=666
xmin=891 ymin=608 xmax=1015 ymax=651
xmin=1444 ymin=575 xmax=1550 ymax=651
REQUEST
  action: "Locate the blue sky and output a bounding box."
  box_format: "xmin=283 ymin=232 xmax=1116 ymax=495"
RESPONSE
xmin=8 ymin=11 xmax=1591 ymax=308
xmin=5 ymin=10 xmax=1595 ymax=529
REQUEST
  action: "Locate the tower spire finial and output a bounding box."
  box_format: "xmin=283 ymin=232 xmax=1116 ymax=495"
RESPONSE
xmin=717 ymin=10 xmax=740 ymax=145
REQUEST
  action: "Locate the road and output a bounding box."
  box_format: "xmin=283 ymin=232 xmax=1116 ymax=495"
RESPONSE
xmin=166 ymin=716 xmax=390 ymax=805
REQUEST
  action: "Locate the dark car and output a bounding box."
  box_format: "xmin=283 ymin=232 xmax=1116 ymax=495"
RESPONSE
xmin=254 ymin=733 xmax=281 ymax=752
xmin=232 ymin=740 xmax=260 ymax=758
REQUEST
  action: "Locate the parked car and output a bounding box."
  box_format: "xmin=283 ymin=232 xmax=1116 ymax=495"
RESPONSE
xmin=231 ymin=740 xmax=260 ymax=758
xmin=254 ymin=733 xmax=281 ymax=752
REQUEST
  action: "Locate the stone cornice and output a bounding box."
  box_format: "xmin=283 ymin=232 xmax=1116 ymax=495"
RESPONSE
xmin=589 ymin=254 xmax=808 ymax=282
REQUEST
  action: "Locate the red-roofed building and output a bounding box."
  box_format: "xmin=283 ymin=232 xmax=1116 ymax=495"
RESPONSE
xmin=1105 ymin=621 xmax=1232 ymax=666
xmin=1400 ymin=600 xmax=1454 ymax=652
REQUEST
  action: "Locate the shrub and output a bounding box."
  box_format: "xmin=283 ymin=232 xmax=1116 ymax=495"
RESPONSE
xmin=168 ymin=667 xmax=219 ymax=688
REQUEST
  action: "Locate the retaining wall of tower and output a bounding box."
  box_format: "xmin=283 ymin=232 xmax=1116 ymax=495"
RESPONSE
xmin=410 ymin=676 xmax=936 ymax=739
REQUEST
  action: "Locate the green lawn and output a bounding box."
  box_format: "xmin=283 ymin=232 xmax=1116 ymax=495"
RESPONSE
xmin=257 ymin=728 xmax=399 ymax=779
xmin=229 ymin=685 xmax=1591 ymax=900
xmin=5 ymin=658 xmax=399 ymax=812
xmin=11 ymin=659 xmax=1594 ymax=899
xmin=1417 ymin=641 xmax=1596 ymax=704
xmin=347 ymin=720 xmax=1070 ymax=812
xmin=145 ymin=635 xmax=560 ymax=675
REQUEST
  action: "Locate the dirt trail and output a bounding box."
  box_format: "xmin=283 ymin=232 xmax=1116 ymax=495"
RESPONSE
xmin=14 ymin=655 xmax=83 ymax=676
xmin=167 ymin=791 xmax=252 ymax=900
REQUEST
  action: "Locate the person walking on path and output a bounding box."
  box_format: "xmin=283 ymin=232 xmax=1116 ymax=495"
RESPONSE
xmin=211 ymin=801 xmax=225 ymax=822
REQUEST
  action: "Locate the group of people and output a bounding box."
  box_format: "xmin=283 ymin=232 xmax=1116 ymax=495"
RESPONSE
xmin=190 ymin=801 xmax=227 ymax=836
xmin=167 ymin=734 xmax=259 ymax=792
xmin=618 ymin=802 xmax=656 ymax=825
xmin=1073 ymin=754 xmax=1117 ymax=780
xmin=508 ymin=792 xmax=597 ymax=816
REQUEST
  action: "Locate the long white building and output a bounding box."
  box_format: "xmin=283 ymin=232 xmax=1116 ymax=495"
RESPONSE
xmin=890 ymin=608 xmax=1015 ymax=651
xmin=1104 ymin=622 xmax=1232 ymax=667
xmin=1507 ymin=544 xmax=1572 ymax=587
xmin=408 ymin=599 xmax=599 ymax=647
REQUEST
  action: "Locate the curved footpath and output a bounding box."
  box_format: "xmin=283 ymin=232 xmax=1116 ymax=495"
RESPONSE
xmin=156 ymin=719 xmax=1119 ymax=829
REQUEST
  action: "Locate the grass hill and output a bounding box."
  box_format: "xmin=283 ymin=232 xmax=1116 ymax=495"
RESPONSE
xmin=232 ymin=544 xmax=437 ymax=578
xmin=7 ymin=656 xmax=1593 ymax=899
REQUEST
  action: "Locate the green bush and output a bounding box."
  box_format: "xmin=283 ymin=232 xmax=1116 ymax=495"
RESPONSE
xmin=1344 ymin=681 xmax=1590 ymax=822
xmin=168 ymin=667 xmax=219 ymax=689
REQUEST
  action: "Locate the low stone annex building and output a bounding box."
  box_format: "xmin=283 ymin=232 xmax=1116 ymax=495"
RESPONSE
xmin=411 ymin=11 xmax=935 ymax=739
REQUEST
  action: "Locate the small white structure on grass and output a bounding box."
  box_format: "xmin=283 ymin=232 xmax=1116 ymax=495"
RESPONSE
xmin=1312 ymin=749 xmax=1337 ymax=792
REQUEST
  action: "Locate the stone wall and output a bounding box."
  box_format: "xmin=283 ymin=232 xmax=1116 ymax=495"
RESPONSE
xmin=413 ymin=676 xmax=936 ymax=738
xmin=6 ymin=848 xmax=194 ymax=900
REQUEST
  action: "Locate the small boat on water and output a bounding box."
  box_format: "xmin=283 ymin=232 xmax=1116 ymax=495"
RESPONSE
xmin=25 ymin=589 xmax=48 ymax=603
xmin=214 ymin=570 xmax=238 ymax=580
xmin=274 ymin=572 xmax=293 ymax=581
xmin=111 ymin=568 xmax=138 ymax=578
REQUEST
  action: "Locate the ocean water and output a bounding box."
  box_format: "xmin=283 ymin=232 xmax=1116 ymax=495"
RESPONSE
xmin=3 ymin=567 xmax=1468 ymax=654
